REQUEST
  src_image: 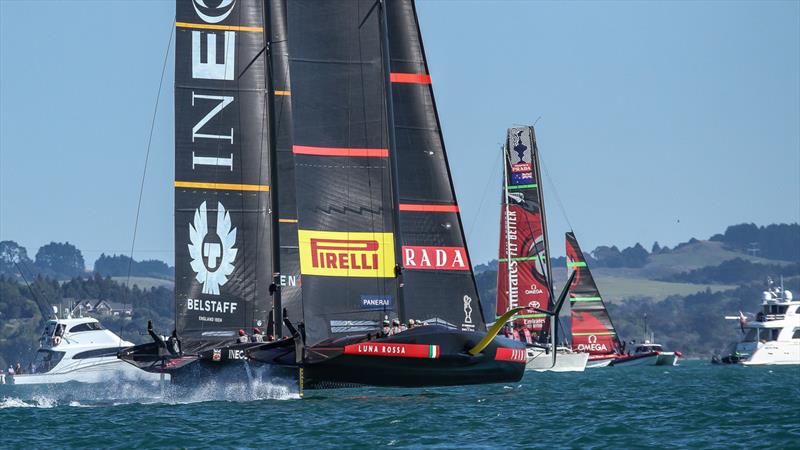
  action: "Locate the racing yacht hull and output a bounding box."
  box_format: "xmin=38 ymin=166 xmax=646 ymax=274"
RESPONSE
xmin=249 ymin=326 xmax=526 ymax=389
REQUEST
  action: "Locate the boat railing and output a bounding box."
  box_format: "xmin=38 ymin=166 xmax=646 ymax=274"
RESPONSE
xmin=764 ymin=314 xmax=785 ymax=321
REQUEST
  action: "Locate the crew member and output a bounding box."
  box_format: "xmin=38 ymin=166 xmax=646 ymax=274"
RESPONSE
xmin=391 ymin=319 xmax=401 ymax=335
xmin=407 ymin=319 xmax=416 ymax=329
xmin=237 ymin=329 xmax=249 ymax=343
xmin=167 ymin=329 xmax=181 ymax=356
xmin=251 ymin=328 xmax=264 ymax=343
xmin=380 ymin=320 xmax=391 ymax=338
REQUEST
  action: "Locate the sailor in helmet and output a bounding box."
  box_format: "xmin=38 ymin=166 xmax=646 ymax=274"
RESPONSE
xmin=391 ymin=319 xmax=402 ymax=335
xmin=251 ymin=328 xmax=264 ymax=343
xmin=237 ymin=329 xmax=249 ymax=343
xmin=381 ymin=320 xmax=391 ymax=338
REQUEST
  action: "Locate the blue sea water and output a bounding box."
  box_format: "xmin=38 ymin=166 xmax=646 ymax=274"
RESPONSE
xmin=1 ymin=361 xmax=798 ymax=449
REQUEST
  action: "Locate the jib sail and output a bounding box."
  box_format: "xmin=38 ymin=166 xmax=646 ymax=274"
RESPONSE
xmin=496 ymin=127 xmax=553 ymax=335
xmin=566 ymin=232 xmax=621 ymax=355
xmin=174 ymin=0 xmax=272 ymax=350
xmin=287 ymin=0 xmax=399 ymax=346
xmin=386 ymin=0 xmax=485 ymax=332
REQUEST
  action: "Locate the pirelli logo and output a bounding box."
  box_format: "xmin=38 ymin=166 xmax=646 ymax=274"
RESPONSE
xmin=298 ymin=230 xmax=396 ymax=278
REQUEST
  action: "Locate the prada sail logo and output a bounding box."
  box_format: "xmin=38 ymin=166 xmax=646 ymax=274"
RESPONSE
xmin=189 ymin=201 xmax=238 ymax=294
xmin=298 ymin=230 xmax=395 ymax=278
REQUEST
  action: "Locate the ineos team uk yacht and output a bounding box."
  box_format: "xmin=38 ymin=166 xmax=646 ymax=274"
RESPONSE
xmin=3 ymin=316 xmax=164 ymax=385
xmin=720 ymin=285 xmax=800 ymax=366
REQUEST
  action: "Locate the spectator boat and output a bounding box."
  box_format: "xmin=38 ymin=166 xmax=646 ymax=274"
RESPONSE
xmin=3 ymin=316 xmax=163 ymax=385
xmin=716 ymin=281 xmax=800 ymax=365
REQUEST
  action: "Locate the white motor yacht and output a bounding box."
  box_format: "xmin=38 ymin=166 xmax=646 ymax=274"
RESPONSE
xmin=3 ymin=316 xmax=165 ymax=385
xmin=722 ymin=285 xmax=800 ymax=366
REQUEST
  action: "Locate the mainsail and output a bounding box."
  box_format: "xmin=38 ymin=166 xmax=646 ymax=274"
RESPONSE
xmin=387 ymin=0 xmax=485 ymax=331
xmin=174 ymin=0 xmax=272 ymax=350
xmin=496 ymin=127 xmax=553 ymax=336
xmin=567 ymin=232 xmax=621 ymax=356
xmin=287 ymin=0 xmax=398 ymax=346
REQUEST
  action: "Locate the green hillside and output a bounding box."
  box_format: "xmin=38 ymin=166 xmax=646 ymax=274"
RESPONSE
xmin=110 ymin=276 xmax=174 ymax=290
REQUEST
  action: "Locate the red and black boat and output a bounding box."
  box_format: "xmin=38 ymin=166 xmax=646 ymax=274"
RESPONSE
xmin=120 ymin=0 xmax=527 ymax=389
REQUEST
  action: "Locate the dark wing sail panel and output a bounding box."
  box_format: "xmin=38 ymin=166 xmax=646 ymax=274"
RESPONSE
xmin=267 ymin=0 xmax=302 ymax=329
xmin=387 ymin=0 xmax=485 ymax=332
xmin=287 ymin=0 xmax=398 ymax=346
xmin=174 ymin=0 xmax=272 ymax=350
xmin=567 ymin=232 xmax=620 ymax=355
xmin=496 ymin=127 xmax=552 ymax=333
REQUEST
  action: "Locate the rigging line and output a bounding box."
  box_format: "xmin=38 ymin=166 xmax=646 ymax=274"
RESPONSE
xmin=466 ymin=146 xmax=502 ymax=240
xmin=539 ymin=148 xmax=574 ymax=233
xmin=122 ymin=19 xmax=175 ymax=339
xmin=14 ymin=261 xmax=54 ymax=320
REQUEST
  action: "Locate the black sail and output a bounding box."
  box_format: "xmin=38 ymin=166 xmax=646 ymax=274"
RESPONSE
xmin=267 ymin=0 xmax=301 ymax=335
xmin=174 ymin=0 xmax=272 ymax=350
xmin=287 ymin=1 xmax=398 ymax=346
xmin=387 ymin=0 xmax=485 ymax=332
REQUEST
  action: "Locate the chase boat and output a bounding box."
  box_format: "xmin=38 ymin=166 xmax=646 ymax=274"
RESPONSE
xmin=4 ymin=316 xmax=163 ymax=385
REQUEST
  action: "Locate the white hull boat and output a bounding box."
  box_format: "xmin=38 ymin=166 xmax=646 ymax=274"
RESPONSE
xmin=586 ymin=355 xmax=616 ymax=368
xmin=720 ymin=284 xmax=800 ymax=366
xmin=526 ymin=347 xmax=588 ymax=372
xmin=3 ymin=317 xmax=165 ymax=385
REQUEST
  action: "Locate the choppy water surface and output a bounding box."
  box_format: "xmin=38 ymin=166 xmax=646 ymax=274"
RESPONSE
xmin=1 ymin=361 xmax=797 ymax=448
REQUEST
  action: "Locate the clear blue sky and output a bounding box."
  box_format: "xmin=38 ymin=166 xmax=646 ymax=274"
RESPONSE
xmin=1 ymin=0 xmax=798 ymax=269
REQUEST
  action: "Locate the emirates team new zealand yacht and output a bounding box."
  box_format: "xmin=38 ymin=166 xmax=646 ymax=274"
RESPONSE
xmin=716 ymin=282 xmax=800 ymax=365
xmin=494 ymin=126 xmax=587 ymax=373
xmin=4 ymin=316 xmax=163 ymax=385
xmin=120 ymin=0 xmax=526 ymax=390
xmin=566 ymin=232 xmax=680 ymax=368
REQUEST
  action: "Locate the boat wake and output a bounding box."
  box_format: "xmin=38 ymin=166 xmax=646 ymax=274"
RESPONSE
xmin=0 ymin=365 xmax=299 ymax=408
xmin=0 ymin=395 xmax=57 ymax=409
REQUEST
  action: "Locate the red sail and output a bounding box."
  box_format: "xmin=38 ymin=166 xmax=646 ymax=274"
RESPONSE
xmin=496 ymin=127 xmax=552 ymax=333
xmin=567 ymin=232 xmax=621 ymax=355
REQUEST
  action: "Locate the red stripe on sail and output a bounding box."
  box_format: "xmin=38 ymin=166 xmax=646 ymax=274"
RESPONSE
xmin=292 ymin=145 xmax=389 ymax=158
xmin=390 ymin=73 xmax=432 ymax=84
xmin=398 ymin=203 xmax=459 ymax=212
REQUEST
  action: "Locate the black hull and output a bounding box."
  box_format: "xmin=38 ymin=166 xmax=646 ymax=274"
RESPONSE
xmin=120 ymin=326 xmax=526 ymax=389
xmin=250 ymin=326 xmax=526 ymax=389
xmin=117 ymin=341 xmax=292 ymax=384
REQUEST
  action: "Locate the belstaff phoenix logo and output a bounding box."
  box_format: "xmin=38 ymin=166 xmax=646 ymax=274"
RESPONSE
xmin=189 ymin=201 xmax=238 ymax=294
xmin=192 ymin=0 xmax=236 ymax=24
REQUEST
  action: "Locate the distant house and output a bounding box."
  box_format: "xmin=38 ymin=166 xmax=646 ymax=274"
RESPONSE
xmin=92 ymin=300 xmax=132 ymax=318
xmin=68 ymin=299 xmax=96 ymax=317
